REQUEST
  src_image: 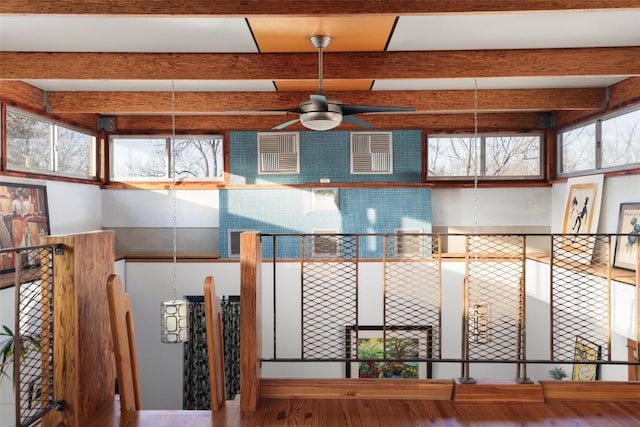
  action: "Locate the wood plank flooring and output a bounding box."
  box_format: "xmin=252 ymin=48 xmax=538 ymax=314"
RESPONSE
xmin=87 ymin=398 xmax=640 ymax=426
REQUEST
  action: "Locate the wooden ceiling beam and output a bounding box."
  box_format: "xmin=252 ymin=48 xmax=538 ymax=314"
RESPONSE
xmin=114 ymin=112 xmax=541 ymax=133
xmin=1 ymin=0 xmax=637 ymax=15
xmin=1 ymin=47 xmax=638 ymax=80
xmin=45 ymin=88 xmax=604 ymax=114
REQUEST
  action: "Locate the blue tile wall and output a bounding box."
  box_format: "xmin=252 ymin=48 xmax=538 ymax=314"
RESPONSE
xmin=219 ymin=187 xmax=431 ymax=259
xmin=229 ymin=130 xmax=422 ymax=185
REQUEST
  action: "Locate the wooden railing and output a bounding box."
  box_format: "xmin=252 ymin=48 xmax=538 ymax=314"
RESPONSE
xmin=239 ymin=231 xmax=640 ymax=411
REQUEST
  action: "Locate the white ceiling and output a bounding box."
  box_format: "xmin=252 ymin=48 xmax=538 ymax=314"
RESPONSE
xmin=388 ymin=11 xmax=640 ymax=51
xmin=1 ymin=10 xmax=639 ymax=94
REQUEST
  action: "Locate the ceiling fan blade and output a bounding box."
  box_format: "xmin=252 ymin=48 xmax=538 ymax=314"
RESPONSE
xmin=342 ymin=115 xmax=373 ymax=128
xmin=341 ymin=105 xmax=416 ymax=115
xmin=309 ymin=94 xmax=328 ymax=111
xmin=228 ymin=107 xmax=303 ymax=114
xmin=272 ymin=118 xmax=301 ymax=130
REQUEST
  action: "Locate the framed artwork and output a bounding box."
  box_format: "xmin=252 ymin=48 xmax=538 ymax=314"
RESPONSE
xmin=0 ymin=183 xmax=50 ymax=273
xmin=345 ymin=325 xmax=432 ymax=379
xmin=613 ymin=202 xmax=640 ymax=271
xmin=572 ymin=336 xmax=601 ymax=381
xmin=560 ymin=174 xmax=604 ymax=259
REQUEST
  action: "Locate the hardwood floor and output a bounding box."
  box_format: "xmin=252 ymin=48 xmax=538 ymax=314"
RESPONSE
xmin=87 ymin=398 xmax=640 ymax=426
xmin=245 ymin=399 xmax=640 ymax=426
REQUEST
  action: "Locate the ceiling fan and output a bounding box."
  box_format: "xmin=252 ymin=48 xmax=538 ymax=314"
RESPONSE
xmin=271 ymin=35 xmax=416 ymax=131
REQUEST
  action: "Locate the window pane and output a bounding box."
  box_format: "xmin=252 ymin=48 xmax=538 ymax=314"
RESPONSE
xmin=56 ymin=126 xmax=95 ymax=177
xmin=560 ymin=123 xmax=596 ymax=173
xmin=6 ymin=110 xmax=52 ymax=171
xmin=110 ymin=135 xmax=225 ymax=181
xmin=428 ymin=137 xmax=479 ymax=177
xmin=601 ymin=108 xmax=640 ymax=168
xmin=485 ymin=136 xmax=541 ymax=176
xmin=111 ymin=138 xmax=167 ymax=179
xmin=172 ymin=137 xmax=223 ymax=179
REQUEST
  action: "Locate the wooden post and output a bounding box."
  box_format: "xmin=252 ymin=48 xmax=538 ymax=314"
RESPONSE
xmin=42 ymin=231 xmax=115 ymax=427
xmin=240 ymin=231 xmax=262 ymax=413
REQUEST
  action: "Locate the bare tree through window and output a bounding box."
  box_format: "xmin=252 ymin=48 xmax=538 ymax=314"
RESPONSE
xmin=6 ymin=109 xmax=95 ymax=177
xmin=111 ymin=136 xmax=224 ymax=181
xmin=428 ymin=135 xmax=541 ymax=179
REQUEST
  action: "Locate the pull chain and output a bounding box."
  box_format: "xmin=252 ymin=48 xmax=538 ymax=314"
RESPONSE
xmin=171 ymin=81 xmax=177 ymax=299
xmin=472 ymin=78 xmax=479 ymax=234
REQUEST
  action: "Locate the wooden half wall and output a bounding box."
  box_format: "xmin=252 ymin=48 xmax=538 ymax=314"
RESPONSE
xmin=42 ymin=230 xmax=115 ymax=427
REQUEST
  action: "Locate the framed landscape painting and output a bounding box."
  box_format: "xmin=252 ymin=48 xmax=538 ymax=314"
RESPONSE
xmin=0 ymin=183 xmax=50 ymax=273
xmin=345 ymin=325 xmax=432 ymax=379
xmin=613 ymin=202 xmax=640 ymax=271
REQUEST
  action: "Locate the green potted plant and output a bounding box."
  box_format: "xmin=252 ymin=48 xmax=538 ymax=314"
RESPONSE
xmin=0 ymin=324 xmax=41 ymax=384
xmin=548 ymin=366 xmax=568 ymax=381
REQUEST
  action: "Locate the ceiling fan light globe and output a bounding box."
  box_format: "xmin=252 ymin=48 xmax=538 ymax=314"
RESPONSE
xmin=300 ymin=111 xmax=342 ymax=131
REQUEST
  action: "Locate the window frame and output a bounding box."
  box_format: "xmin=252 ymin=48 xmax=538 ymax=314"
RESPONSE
xmin=109 ymin=134 xmax=225 ymax=182
xmin=5 ymin=106 xmax=98 ymax=180
xmin=426 ymin=132 xmax=544 ymax=181
xmin=557 ymin=103 xmax=640 ymax=178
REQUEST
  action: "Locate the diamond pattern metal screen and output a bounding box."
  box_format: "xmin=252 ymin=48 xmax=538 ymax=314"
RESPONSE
xmin=10 ymin=245 xmax=57 ymax=427
xmin=551 ymin=234 xmax=610 ymax=361
xmin=383 ymin=234 xmax=441 ymax=359
xmin=464 ymin=235 xmax=525 ymax=374
xmin=301 ymin=234 xmax=357 ymax=359
xmin=262 ymin=233 xmax=627 ymax=379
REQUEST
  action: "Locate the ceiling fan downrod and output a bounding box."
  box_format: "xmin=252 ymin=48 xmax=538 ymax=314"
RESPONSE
xmin=310 ymin=35 xmax=331 ymax=95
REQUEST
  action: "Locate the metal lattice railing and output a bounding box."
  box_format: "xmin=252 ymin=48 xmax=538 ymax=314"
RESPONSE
xmin=384 ymin=234 xmax=441 ymax=361
xmin=260 ymin=233 xmax=637 ymax=381
xmin=1 ymin=245 xmax=59 ymax=427
xmin=551 ymin=234 xmax=611 ymax=362
xmin=463 ymin=235 xmax=526 ymax=381
xmin=301 ymin=234 xmax=358 ymax=359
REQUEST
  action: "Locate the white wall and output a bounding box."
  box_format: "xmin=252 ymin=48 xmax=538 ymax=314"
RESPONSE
xmin=432 ymin=187 xmax=551 ymax=228
xmin=46 ymin=181 xmax=102 ymax=234
xmin=101 ymin=189 xmax=219 ymax=228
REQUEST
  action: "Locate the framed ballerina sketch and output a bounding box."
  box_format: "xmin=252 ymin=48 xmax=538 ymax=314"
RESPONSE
xmin=560 ymin=174 xmax=604 ymax=260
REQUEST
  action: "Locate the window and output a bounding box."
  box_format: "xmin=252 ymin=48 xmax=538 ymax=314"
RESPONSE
xmin=427 ymin=134 xmax=542 ymax=180
xmin=558 ymin=104 xmax=640 ymax=176
xmin=110 ymin=135 xmax=224 ymax=181
xmin=312 ymin=230 xmax=340 ymax=257
xmin=601 ymin=108 xmax=640 ymax=169
xmin=351 ymin=132 xmax=393 ymax=174
xmin=6 ymin=108 xmax=96 ymax=178
xmin=559 ymin=123 xmax=596 ymax=174
xmin=257 ymin=132 xmax=299 ymax=174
